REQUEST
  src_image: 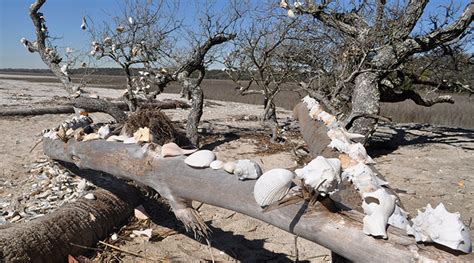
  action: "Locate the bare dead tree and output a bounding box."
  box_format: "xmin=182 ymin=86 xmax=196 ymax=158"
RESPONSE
xmin=280 ymin=0 xmax=473 ymax=143
xmin=225 ymin=11 xmax=298 ymax=142
xmin=22 ymin=0 xmax=127 ymax=122
xmin=88 ymin=0 xmax=180 ymax=112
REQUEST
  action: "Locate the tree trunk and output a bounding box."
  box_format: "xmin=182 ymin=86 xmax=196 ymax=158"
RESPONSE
xmin=124 ymin=66 xmax=137 ymax=112
xmin=186 ymin=85 xmax=204 ymax=146
xmin=263 ymin=98 xmax=278 ymax=142
xmin=0 ymin=186 xmax=142 ymax=263
xmin=346 ymin=72 xmax=381 ymax=142
xmin=39 ymin=137 xmax=473 ymax=262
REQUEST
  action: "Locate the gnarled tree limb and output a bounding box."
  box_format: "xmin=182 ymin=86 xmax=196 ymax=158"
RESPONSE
xmin=40 ymin=136 xmax=474 ymax=262
xmin=380 ymin=88 xmax=454 ymax=106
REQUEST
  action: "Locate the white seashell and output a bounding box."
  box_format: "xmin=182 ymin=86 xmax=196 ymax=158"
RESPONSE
xmin=347 ymin=143 xmax=375 ymax=164
xmin=361 ymin=188 xmax=396 ymax=238
xmin=223 ymin=162 xmax=236 ymax=173
xmin=184 ymin=150 xmax=216 ymax=168
xmin=106 ymin=135 xmax=128 ymax=142
xmin=328 ymin=138 xmax=349 ymax=152
xmin=111 ymin=233 xmax=118 ymax=241
xmin=287 ymin=9 xmax=296 ymax=18
xmin=302 ymin=95 xmax=318 ymax=110
xmin=388 ymin=205 xmax=409 ymax=230
xmin=123 ymin=137 xmax=137 ymax=144
xmin=210 ymin=160 xmax=224 ymax=170
xmin=161 ymin=142 xmax=197 ymax=157
xmin=97 ymin=124 xmax=110 ymax=139
xmin=309 ymin=104 xmax=323 ymax=119
xmin=317 ymin=111 xmax=337 ymax=126
xmin=84 ymin=193 xmax=96 ymax=200
xmin=133 ymin=127 xmax=152 ymax=143
xmin=82 ymin=133 xmax=100 ymax=142
xmin=406 ymin=203 xmax=471 ymax=253
xmin=342 ymin=163 xmax=387 ymax=192
xmin=295 ymin=156 xmax=341 ymax=196
xmin=132 ymin=228 xmax=153 ymax=240
xmin=233 ymin=160 xmax=263 ymax=180
xmin=327 ymin=127 xmax=365 ymax=144
xmin=254 ymin=169 xmax=295 ymax=207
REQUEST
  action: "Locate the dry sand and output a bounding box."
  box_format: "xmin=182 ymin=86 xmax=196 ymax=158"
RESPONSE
xmin=0 ymin=75 xmax=472 ymax=261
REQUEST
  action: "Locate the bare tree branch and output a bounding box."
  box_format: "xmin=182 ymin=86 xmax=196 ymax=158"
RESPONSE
xmin=391 ymin=0 xmax=429 ymax=40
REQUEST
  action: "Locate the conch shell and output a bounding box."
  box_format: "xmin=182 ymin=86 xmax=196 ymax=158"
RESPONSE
xmin=361 ymin=188 xmax=397 ymax=238
xmin=407 ymin=203 xmax=472 ymax=253
xmin=295 ymin=156 xmax=341 ymax=196
xmin=233 ymin=160 xmax=263 ymax=180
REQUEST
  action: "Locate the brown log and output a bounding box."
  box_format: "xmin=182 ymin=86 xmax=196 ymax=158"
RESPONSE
xmin=0 ymin=184 xmax=142 ymax=263
xmin=40 ymin=137 xmax=474 ymax=262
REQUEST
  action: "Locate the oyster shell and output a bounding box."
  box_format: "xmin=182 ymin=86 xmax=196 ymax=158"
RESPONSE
xmin=407 ymin=203 xmax=471 ymax=253
xmin=184 ymin=150 xmax=216 ymax=168
xmin=233 ymin=159 xmax=263 ymax=180
xmin=254 ymin=169 xmax=295 ymax=207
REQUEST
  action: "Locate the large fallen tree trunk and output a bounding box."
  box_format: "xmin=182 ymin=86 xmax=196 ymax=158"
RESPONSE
xmin=35 ymin=137 xmax=473 ymax=262
xmin=0 ymin=186 xmax=142 ymax=263
xmin=0 ymin=100 xmax=189 ymax=117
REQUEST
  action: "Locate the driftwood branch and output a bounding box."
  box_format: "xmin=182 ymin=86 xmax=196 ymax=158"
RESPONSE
xmin=40 ymin=137 xmax=473 ymax=262
xmin=0 ymin=100 xmax=190 ymax=117
xmin=380 ymin=88 xmax=454 ymax=106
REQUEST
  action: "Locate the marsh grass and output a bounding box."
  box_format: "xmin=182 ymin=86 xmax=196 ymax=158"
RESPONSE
xmin=2 ymin=74 xmax=472 ymax=129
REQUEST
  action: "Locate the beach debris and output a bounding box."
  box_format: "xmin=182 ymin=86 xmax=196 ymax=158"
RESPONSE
xmin=133 ymin=127 xmax=152 ymax=143
xmin=134 ymin=205 xmax=150 ymax=220
xmin=132 ymin=229 xmax=153 ymax=241
xmin=254 ymin=169 xmax=295 ymax=207
xmin=84 ymin=193 xmax=96 ymax=200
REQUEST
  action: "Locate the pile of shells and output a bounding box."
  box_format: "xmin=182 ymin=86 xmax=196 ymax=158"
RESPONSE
xmin=0 ymin=159 xmax=95 ymax=225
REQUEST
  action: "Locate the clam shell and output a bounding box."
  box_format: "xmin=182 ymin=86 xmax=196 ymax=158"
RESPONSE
xmin=184 ymin=150 xmax=216 ymax=168
xmin=210 ymin=160 xmax=224 ymax=170
xmin=223 ymin=162 xmax=235 ymax=173
xmin=233 ymin=159 xmax=263 ymax=180
xmin=254 ymin=169 xmax=295 ymax=207
xmin=162 ymin=142 xmax=197 ymax=157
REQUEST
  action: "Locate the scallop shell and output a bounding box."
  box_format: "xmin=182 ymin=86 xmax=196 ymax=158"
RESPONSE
xmin=223 ymin=162 xmax=236 ymax=173
xmin=362 ymin=188 xmax=397 ymax=238
xmin=161 ymin=142 xmax=197 ymax=157
xmin=210 ymin=160 xmax=224 ymax=170
xmin=233 ymin=159 xmax=263 ymax=180
xmin=406 ymin=203 xmax=471 ymax=253
xmin=254 ymin=169 xmax=295 ymax=207
xmin=184 ymin=150 xmax=216 ymax=168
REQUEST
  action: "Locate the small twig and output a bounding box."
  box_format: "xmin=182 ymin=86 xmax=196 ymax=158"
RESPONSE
xmin=294 ymin=235 xmax=299 ymax=262
xmin=70 ymin=242 xmax=102 ymax=252
xmin=29 ymin=137 xmax=43 ymax=153
xmin=98 ymin=240 xmax=154 ymax=260
xmin=206 ymin=239 xmax=215 ymax=263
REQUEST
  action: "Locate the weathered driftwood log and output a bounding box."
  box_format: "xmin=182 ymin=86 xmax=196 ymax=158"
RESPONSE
xmin=0 ymin=186 xmax=142 ymax=263
xmin=40 ymin=137 xmax=474 ymax=262
xmin=0 ymin=100 xmax=190 ymax=117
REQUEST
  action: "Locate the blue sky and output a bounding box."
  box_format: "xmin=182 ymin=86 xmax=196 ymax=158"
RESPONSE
xmin=0 ymin=0 xmax=471 ymax=69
